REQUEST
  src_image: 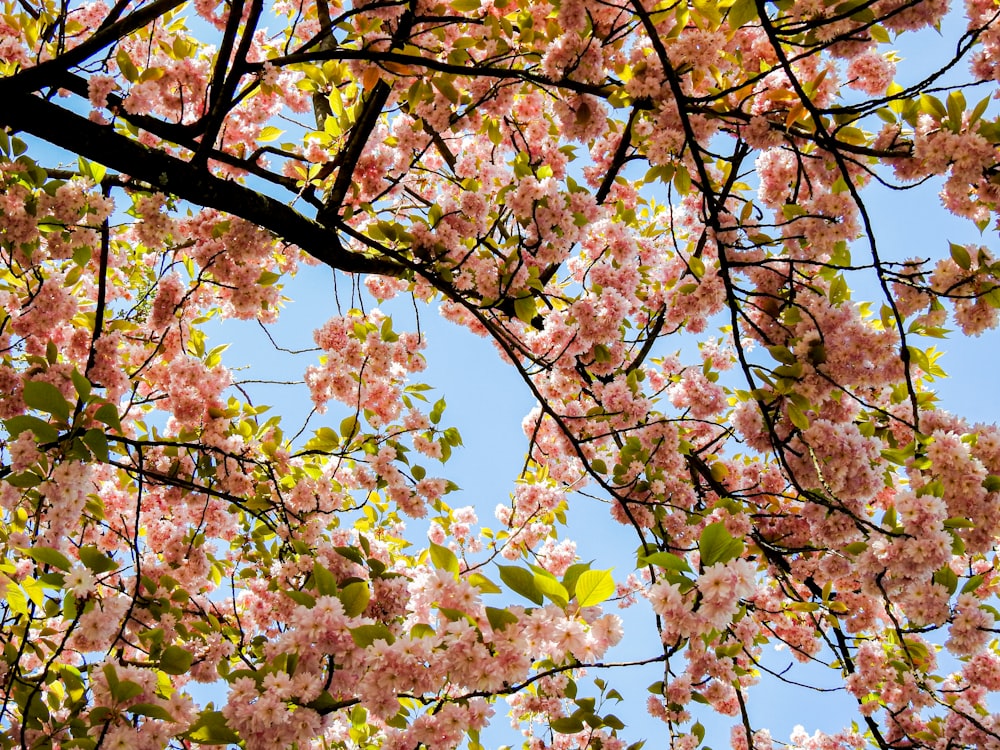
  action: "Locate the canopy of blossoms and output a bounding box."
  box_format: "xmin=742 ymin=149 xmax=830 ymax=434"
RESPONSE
xmin=3 ymin=0 xmax=1000 ymax=748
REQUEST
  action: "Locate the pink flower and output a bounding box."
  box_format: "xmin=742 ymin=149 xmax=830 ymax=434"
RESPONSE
xmin=845 ymin=51 xmax=896 ymax=95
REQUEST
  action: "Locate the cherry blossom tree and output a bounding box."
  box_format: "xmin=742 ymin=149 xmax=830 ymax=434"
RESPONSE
xmin=3 ymin=0 xmax=1000 ymax=747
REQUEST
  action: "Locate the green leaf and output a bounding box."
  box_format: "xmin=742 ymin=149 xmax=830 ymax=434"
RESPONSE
xmin=138 ymin=66 xmax=164 ymax=84
xmin=438 ymin=606 xmax=474 ymax=623
xmin=692 ymin=0 xmax=722 ymax=24
xmin=185 ymin=710 xmax=241 ymax=745
xmin=869 ymin=22 xmax=890 ymax=42
xmin=969 ymin=96 xmax=990 ymax=128
xmin=693 ymin=721 xmax=706 ymax=742
xmin=487 ymin=118 xmax=503 ymax=145
xmin=604 ymin=714 xmax=626 ymax=730
xmin=351 ymin=623 xmax=395 ymax=648
xmin=4 ymin=585 xmax=27 ymax=615
xmin=22 ymin=577 xmax=45 ymax=607
xmin=24 ymin=547 xmax=72 ymax=571
xmin=691 ymin=256 xmax=709 ymax=282
xmin=78 ymin=157 xmax=107 ymax=184
xmin=71 ymin=369 xmax=92 ymax=400
xmin=640 ymin=551 xmax=692 ymax=573
xmin=160 ymin=645 xmax=193 ymax=675
xmin=575 ymin=569 xmax=615 ymax=607
xmin=5 ymin=470 xmax=42 ymax=488
xmin=116 ymin=49 xmax=139 ymax=82
xmin=829 ymin=274 xmax=849 ymax=304
xmin=285 ymin=590 xmax=316 ymax=608
xmin=340 ymin=581 xmax=370 ymax=617
xmin=933 ymin=565 xmax=958 ymax=595
xmin=430 ymin=542 xmax=459 ymax=575
xmin=673 ymin=164 xmax=691 ymax=195
xmin=335 ymin=546 xmax=365 ymax=565
xmin=3 ymin=415 xmax=59 ymax=443
xmin=312 ymin=562 xmax=337 ymax=596
xmin=410 ymin=623 xmax=436 ymax=639
xmin=82 ymin=429 xmax=109 ymax=462
xmin=112 ymin=680 xmax=144 ymax=702
xmin=946 ymin=90 xmax=966 ymax=128
xmin=129 ymin=703 xmax=175 ymax=721
xmin=23 ymin=381 xmax=71 ymax=423
xmin=565 ymin=678 xmax=578 ymax=700
xmin=23 ymin=687 xmax=50 ymax=724
xmin=429 ymin=397 xmax=446 ymax=425
xmin=562 ymin=562 xmax=591 ymax=597
xmin=340 ymin=415 xmax=360 ymax=441
xmin=950 ymin=242 xmax=972 ymax=271
xmin=79 ymin=545 xmax=117 ymax=574
xmin=94 ymin=403 xmax=122 ymax=432
xmin=918 ymin=94 xmax=946 ymax=119
xmin=379 ymin=317 xmax=399 ymax=342
xmin=468 ymin=572 xmax=501 ymax=594
xmin=787 ymin=401 xmax=810 ymax=431
xmin=485 ymin=606 xmax=519 ymax=631
xmin=950 ymin=529 xmax=966 ymax=556
xmin=258 ymin=126 xmax=284 ymax=142
xmin=385 ymin=710 xmax=409 ymax=729
xmin=962 ymin=574 xmax=985 ymax=594
xmin=699 ymin=522 xmax=744 ymax=567
xmin=534 ymin=574 xmax=569 ymax=607
xmin=513 ymin=295 xmax=536 ymax=324
xmin=766 ymin=345 xmax=796 ymax=365
xmin=432 ymin=76 xmax=460 ymax=104
xmin=726 ymin=0 xmax=757 ymax=28
xmin=257 ymin=270 xmax=281 ymax=286
xmin=102 ymin=663 xmax=120 ymax=692
xmin=943 ymin=517 xmax=975 ymax=529
xmin=498 ymin=565 xmax=544 ymax=605
xmin=551 ymin=716 xmax=585 ymax=734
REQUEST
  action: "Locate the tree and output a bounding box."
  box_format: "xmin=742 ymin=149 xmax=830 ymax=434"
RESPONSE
xmin=3 ymin=0 xmax=1000 ymax=746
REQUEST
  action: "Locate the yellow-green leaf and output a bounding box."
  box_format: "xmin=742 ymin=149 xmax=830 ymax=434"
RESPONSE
xmin=575 ymin=569 xmax=615 ymax=607
xmin=534 ymin=574 xmax=569 ymax=607
xmin=25 ymin=547 xmax=72 ymax=572
xmin=498 ymin=565 xmax=543 ymax=605
xmin=340 ymin=581 xmax=371 ymax=617
xmin=185 ymin=710 xmax=241 ymax=745
xmin=160 ymin=645 xmax=193 ymax=675
xmin=468 ymin=572 xmax=501 ymax=593
xmin=513 ymin=295 xmax=536 ymax=324
xmin=23 ymin=380 xmax=70 ymax=423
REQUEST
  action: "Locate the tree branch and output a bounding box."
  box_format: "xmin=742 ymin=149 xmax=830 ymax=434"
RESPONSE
xmin=0 ymin=93 xmax=407 ymax=278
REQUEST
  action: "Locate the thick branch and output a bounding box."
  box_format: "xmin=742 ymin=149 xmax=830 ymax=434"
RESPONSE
xmin=194 ymin=0 xmax=263 ymax=165
xmin=0 ymin=93 xmax=406 ymax=278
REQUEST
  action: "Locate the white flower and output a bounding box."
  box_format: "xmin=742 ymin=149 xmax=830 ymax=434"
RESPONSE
xmin=64 ymin=565 xmax=96 ymax=597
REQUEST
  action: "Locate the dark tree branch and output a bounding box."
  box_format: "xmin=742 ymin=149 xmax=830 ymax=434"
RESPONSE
xmin=0 ymin=93 xmax=406 ymax=278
